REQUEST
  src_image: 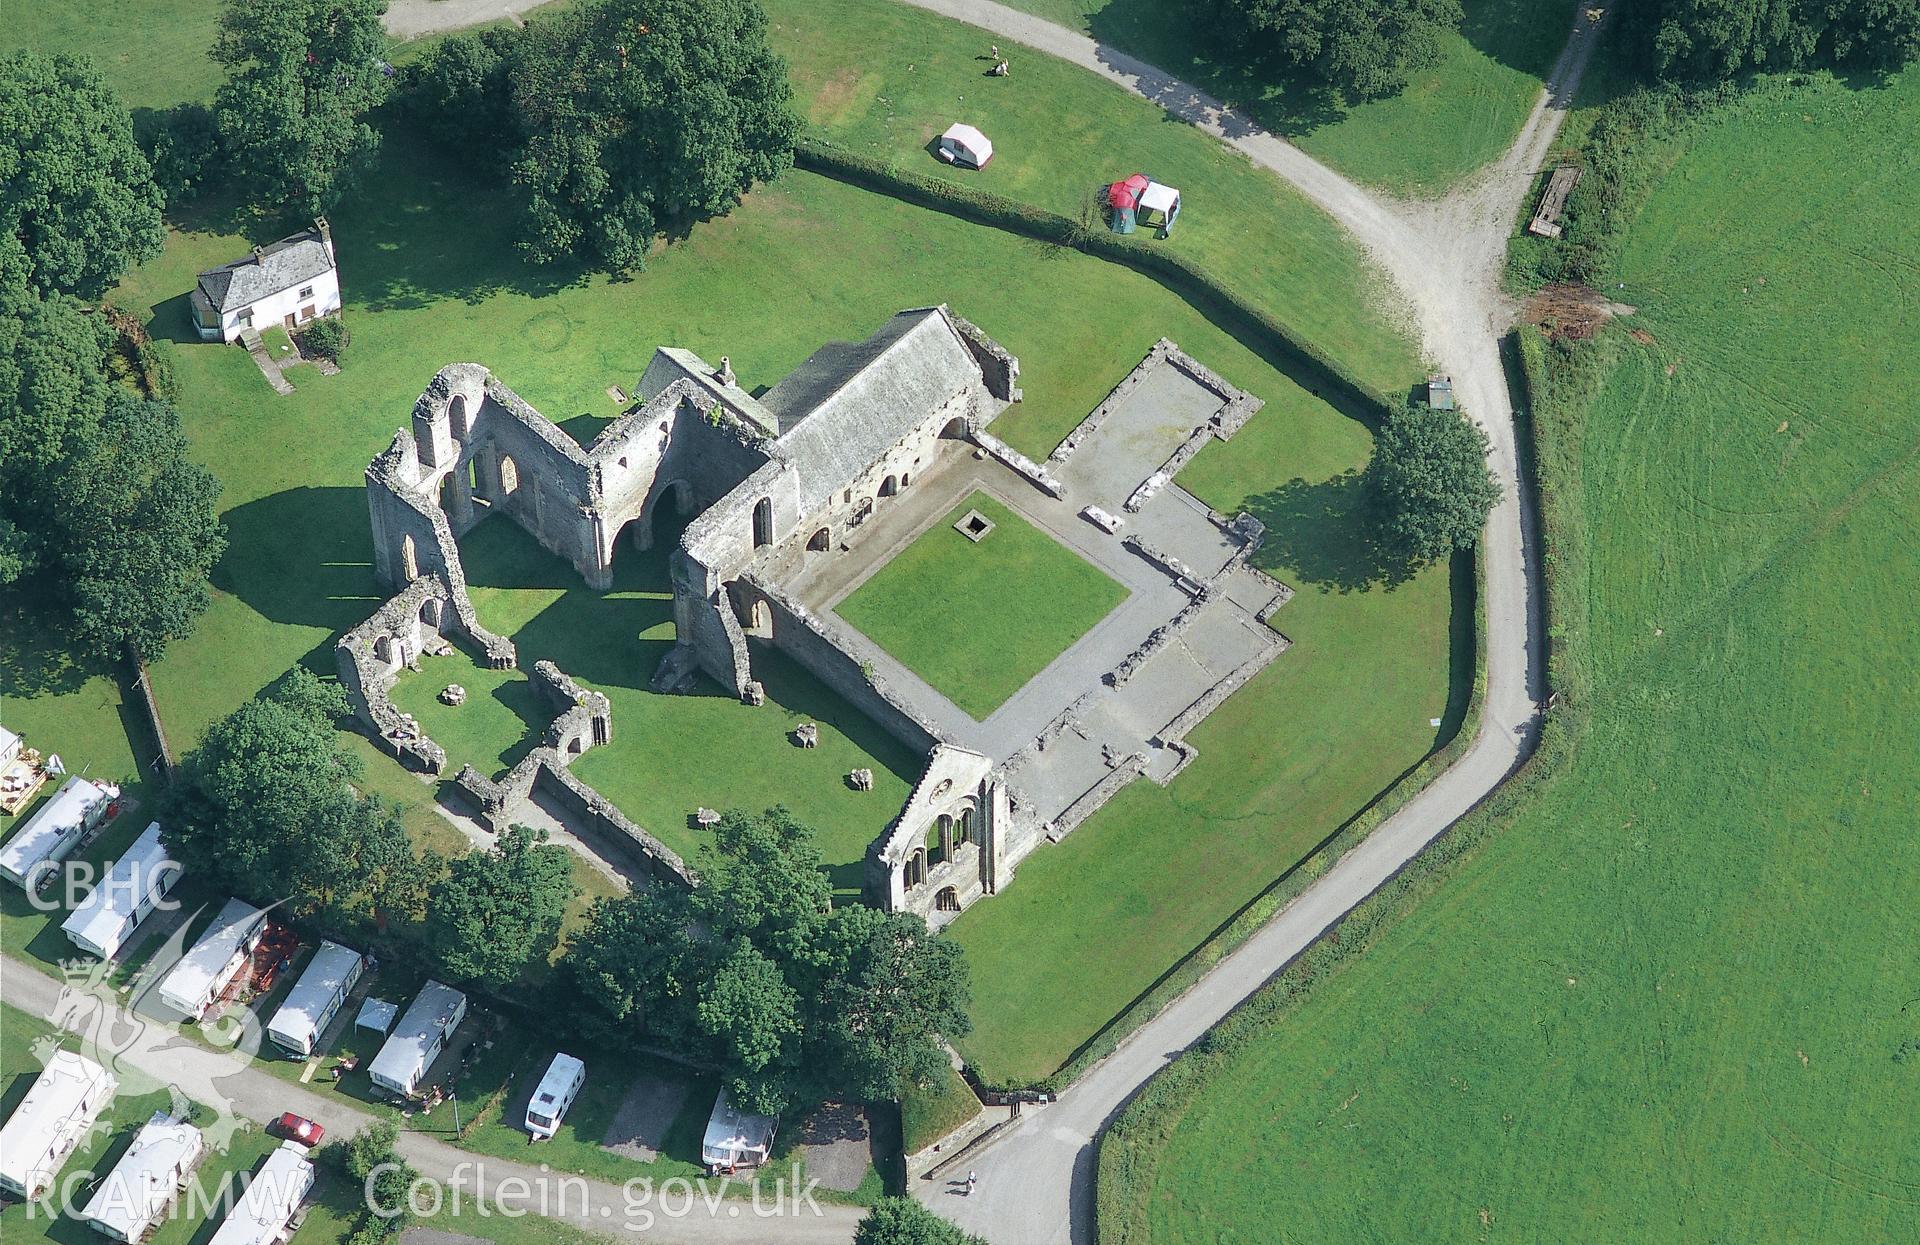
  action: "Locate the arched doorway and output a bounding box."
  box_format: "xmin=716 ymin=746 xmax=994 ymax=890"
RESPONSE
xmin=880 ymin=475 xmax=899 ymax=497
xmin=449 ymin=394 xmax=469 ymax=440
xmin=807 ymin=527 xmax=830 ymax=552
xmin=936 ymin=887 xmax=960 ymax=912
xmin=940 ymin=417 xmax=967 ymax=439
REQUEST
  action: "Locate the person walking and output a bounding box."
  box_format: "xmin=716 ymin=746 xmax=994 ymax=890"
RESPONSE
xmin=966 ymin=1170 xmax=978 ymax=1196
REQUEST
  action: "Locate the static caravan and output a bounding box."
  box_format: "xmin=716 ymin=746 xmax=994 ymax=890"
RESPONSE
xmin=79 ymin=1112 xmax=203 ymax=1242
xmin=700 ymin=1090 xmax=778 ymax=1174
xmin=155 ymin=898 xmax=268 ymax=1020
xmin=0 ymin=1050 xmax=117 ymax=1199
xmin=61 ymin=822 xmax=184 ymax=959
xmin=523 ymin=1052 xmax=586 ymax=1139
xmin=204 ymin=1141 xmax=315 ymax=1245
xmin=266 ymin=941 xmax=364 ymax=1057
xmin=367 ymin=980 xmax=467 ymax=1097
xmin=0 ymin=775 xmax=116 ymax=889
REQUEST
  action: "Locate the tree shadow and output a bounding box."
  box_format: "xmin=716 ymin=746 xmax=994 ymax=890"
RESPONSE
xmin=331 ymin=121 xmax=587 ymax=313
xmin=213 ymin=487 xmax=384 ymax=632
xmin=1241 ymin=470 xmax=1418 ymax=591
xmin=0 ymin=586 xmax=107 ymax=698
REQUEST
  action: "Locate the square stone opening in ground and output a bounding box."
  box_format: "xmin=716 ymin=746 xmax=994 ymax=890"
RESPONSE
xmin=835 ymin=491 xmax=1129 ymax=721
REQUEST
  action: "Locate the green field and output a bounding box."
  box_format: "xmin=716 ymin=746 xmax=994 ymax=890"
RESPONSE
xmin=1108 ymin=70 xmax=1920 ymax=1242
xmin=836 ymin=493 xmax=1127 ymax=719
xmin=766 ymin=0 xmax=1419 ymax=395
xmin=5 ymin=0 xmax=1462 ymax=1095
xmin=982 ymin=0 xmax=1579 ymax=194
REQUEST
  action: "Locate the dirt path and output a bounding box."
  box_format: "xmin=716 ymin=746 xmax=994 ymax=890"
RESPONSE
xmin=382 ymin=0 xmax=552 ymax=40
xmin=885 ymin=4 xmax=1610 ymax=1243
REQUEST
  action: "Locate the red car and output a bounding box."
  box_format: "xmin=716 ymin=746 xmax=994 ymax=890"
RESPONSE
xmin=272 ymin=1113 xmax=325 ymax=1146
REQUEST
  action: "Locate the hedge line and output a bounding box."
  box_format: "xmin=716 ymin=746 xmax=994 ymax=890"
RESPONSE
xmin=794 ymin=138 xmax=1399 ymax=422
xmin=1092 ymin=325 xmax=1595 ymax=1243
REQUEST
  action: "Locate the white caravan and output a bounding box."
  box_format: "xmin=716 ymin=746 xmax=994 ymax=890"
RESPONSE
xmin=523 ymin=1052 xmax=585 ymax=1139
xmin=0 ymin=1050 xmax=117 ymax=1199
xmin=367 ymin=980 xmax=467 ymax=1097
xmin=61 ymin=821 xmax=183 ymax=959
xmin=265 ymin=941 xmax=364 ymax=1057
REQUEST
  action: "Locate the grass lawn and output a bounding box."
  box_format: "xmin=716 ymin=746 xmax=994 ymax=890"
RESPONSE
xmin=1119 ymin=69 xmax=1920 ymax=1242
xmin=380 ymin=517 xmax=922 ymax=891
xmin=835 ymin=492 xmax=1127 ymax=719
xmin=899 ymin=1062 xmax=979 ymax=1155
xmin=766 ymin=0 xmax=1419 ymax=396
xmin=980 ymin=0 xmax=1579 ymax=195
xmin=85 ymin=125 xmax=1454 ymax=1079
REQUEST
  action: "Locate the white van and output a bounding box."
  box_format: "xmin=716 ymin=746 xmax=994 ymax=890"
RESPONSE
xmin=523 ymin=1052 xmax=585 ymax=1139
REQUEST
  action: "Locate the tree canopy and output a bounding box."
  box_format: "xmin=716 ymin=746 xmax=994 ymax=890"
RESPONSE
xmin=212 ymin=0 xmax=392 ymax=217
xmin=853 ymin=1198 xmax=988 ymax=1245
xmin=1369 ymin=404 xmax=1500 ymax=565
xmin=569 ymin=808 xmax=970 ymax=1114
xmin=0 ymin=51 xmax=164 ymax=301
xmin=408 ymin=0 xmax=800 ymax=273
xmin=50 ymin=391 xmax=227 ymax=661
xmin=1207 ymin=0 xmax=1463 ymax=100
xmin=164 ymin=670 xmax=435 ymax=920
xmin=1624 ymin=0 xmax=1920 ymax=80
xmin=425 ymin=824 xmax=578 ymax=984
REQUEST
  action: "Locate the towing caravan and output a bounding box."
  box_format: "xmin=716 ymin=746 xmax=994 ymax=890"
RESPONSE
xmin=523 ymin=1053 xmax=585 ymax=1139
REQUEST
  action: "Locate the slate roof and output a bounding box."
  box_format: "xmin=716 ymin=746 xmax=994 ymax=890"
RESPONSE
xmin=196 ymin=227 xmax=334 ymax=313
xmin=764 ymin=308 xmax=981 ymax=513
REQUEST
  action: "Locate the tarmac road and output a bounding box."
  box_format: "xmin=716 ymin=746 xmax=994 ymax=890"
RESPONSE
xmin=882 ymin=2 xmax=1608 ymax=1240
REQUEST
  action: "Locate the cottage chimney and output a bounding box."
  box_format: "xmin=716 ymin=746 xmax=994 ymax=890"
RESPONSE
xmin=314 ymin=215 xmax=331 ymax=243
xmin=251 ymin=245 xmax=265 ymax=264
xmin=716 ymin=355 xmax=735 ymax=387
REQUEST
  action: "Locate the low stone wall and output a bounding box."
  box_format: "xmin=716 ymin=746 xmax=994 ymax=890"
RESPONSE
xmin=1105 ymin=588 xmax=1212 ymax=688
xmin=1120 ymin=535 xmax=1208 ymax=596
xmin=1050 ymin=339 xmax=1179 ymax=467
xmin=1154 ymin=634 xmax=1290 ymax=749
xmin=450 ymin=660 xmax=692 ymax=888
xmin=971 ymin=430 xmax=1064 ymax=498
xmin=743 ymin=574 xmax=945 ymax=755
xmin=335 ymin=575 xmax=454 ymax=775
xmin=1045 ymin=752 xmax=1147 ymax=841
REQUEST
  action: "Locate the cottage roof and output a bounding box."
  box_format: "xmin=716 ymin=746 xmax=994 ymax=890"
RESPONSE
xmin=764 ymin=307 xmax=981 ymax=513
xmin=196 ymin=227 xmax=334 ymax=313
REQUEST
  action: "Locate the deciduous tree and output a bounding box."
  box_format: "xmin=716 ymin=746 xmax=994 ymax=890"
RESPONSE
xmin=49 ymin=392 xmax=226 ymax=661
xmin=0 ymin=51 xmax=164 ymax=300
xmin=504 ymin=0 xmax=799 ymax=271
xmin=212 ymin=0 xmax=391 ymax=217
xmin=815 ymin=906 xmax=971 ymax=1101
xmin=164 ymin=669 xmax=361 ymax=903
xmin=1369 ymin=403 xmax=1500 ymax=565
xmin=425 ymin=824 xmax=578 ymax=985
xmin=1208 ymin=0 xmax=1463 ymax=99
xmin=1628 ymin=0 xmax=1920 ymax=80
xmin=853 ymin=1199 xmax=987 ymax=1245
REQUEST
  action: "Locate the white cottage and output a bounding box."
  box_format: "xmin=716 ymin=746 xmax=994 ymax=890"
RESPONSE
xmin=191 ymin=220 xmax=341 ymax=342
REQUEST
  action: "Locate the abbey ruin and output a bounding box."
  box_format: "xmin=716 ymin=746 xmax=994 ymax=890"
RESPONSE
xmin=338 ymin=308 xmax=1293 ymax=923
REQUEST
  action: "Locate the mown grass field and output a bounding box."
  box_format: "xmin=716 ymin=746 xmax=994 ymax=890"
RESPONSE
xmin=765 ymin=0 xmax=1419 ymax=394
xmin=976 ymin=0 xmax=1578 ymax=194
xmin=836 ymin=492 xmax=1127 ymax=719
xmin=1116 ymin=70 xmax=1920 ymax=1242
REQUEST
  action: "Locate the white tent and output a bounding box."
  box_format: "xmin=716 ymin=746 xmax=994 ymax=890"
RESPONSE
xmin=936 ymin=123 xmax=994 ymax=170
xmin=1139 ymin=181 xmax=1182 ymax=233
xmin=355 ymin=996 xmax=399 ymax=1034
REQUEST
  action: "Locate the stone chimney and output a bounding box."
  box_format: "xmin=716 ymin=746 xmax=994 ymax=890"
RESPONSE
xmin=251 ymin=245 xmax=265 ymax=264
xmin=716 ymin=355 xmax=735 ymax=388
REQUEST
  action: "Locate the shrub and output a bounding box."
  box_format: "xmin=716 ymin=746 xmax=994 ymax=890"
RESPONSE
xmin=298 ymin=316 xmax=348 ymax=361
